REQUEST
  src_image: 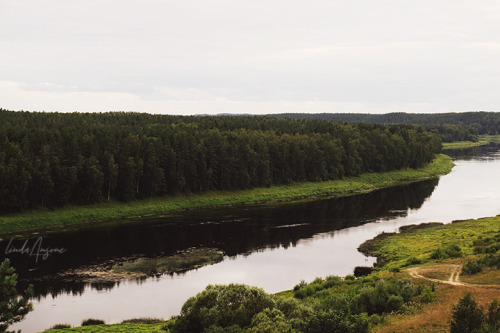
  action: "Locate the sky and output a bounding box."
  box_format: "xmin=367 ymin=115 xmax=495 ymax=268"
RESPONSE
xmin=1 ymin=1 xmax=500 ymax=115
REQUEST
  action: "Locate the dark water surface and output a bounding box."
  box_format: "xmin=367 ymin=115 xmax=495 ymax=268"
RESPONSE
xmin=5 ymin=145 xmax=500 ymax=332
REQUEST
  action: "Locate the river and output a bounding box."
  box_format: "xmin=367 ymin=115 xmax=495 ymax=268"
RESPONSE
xmin=5 ymin=145 xmax=500 ymax=332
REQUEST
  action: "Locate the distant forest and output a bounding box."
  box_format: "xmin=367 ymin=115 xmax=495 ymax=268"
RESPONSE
xmin=0 ymin=110 xmax=441 ymax=213
xmin=273 ymin=111 xmax=500 ymax=142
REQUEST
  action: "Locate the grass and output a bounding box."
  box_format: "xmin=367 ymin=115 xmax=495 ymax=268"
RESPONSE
xmin=480 ymin=134 xmax=500 ymax=144
xmin=0 ymin=154 xmax=454 ymax=237
xmin=43 ymin=322 xmax=168 ymax=333
xmin=361 ymin=216 xmax=500 ymax=332
xmin=359 ymin=216 xmax=500 ymax=271
xmin=442 ymin=134 xmax=500 ymax=150
xmin=373 ymin=283 xmax=500 ymax=333
xmin=442 ymin=140 xmax=489 ymax=149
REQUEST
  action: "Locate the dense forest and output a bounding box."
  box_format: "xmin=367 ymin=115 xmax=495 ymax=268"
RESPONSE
xmin=0 ymin=109 xmax=441 ymax=213
xmin=273 ymin=111 xmax=500 ymax=142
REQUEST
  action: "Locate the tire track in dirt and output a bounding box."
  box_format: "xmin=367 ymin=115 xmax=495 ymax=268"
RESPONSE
xmin=406 ymin=264 xmax=499 ymax=288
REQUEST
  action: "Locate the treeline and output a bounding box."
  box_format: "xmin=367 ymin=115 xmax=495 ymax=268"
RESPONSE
xmin=273 ymin=111 xmax=500 ymax=142
xmin=0 ymin=109 xmax=441 ymax=213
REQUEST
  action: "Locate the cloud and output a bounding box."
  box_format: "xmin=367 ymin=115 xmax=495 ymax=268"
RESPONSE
xmin=1 ymin=1 xmax=500 ymax=114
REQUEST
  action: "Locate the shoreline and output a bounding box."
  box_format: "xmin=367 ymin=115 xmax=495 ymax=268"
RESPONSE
xmin=0 ymin=154 xmax=454 ymax=237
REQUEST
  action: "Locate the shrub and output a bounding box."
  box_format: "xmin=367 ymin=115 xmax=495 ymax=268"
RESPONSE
xmin=482 ymin=254 xmax=500 ymax=268
xmin=354 ymin=266 xmax=373 ymax=277
xmin=404 ymin=256 xmax=422 ymax=266
xmin=486 ymin=299 xmax=500 ymax=332
xmin=420 ymin=286 xmax=434 ymax=303
xmin=50 ymin=324 xmax=71 ymax=329
xmin=81 ymin=318 xmax=105 ymax=326
xmin=305 ymin=311 xmax=369 ymax=333
xmin=247 ymin=308 xmax=293 ymax=333
xmin=368 ymin=314 xmax=383 ymax=326
xmin=386 ymin=295 xmax=404 ymax=312
xmin=293 ymin=280 xmax=307 ymax=291
xmin=450 ymin=293 xmax=484 ymax=333
xmin=172 ymin=284 xmax=276 ymax=332
xmin=430 ymin=243 xmax=462 ymax=260
xmin=462 ymin=261 xmax=483 ymax=275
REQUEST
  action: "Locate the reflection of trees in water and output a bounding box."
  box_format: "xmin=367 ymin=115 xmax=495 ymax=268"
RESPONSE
xmin=8 ymin=178 xmax=438 ymax=298
xmin=444 ymin=143 xmax=499 ymax=160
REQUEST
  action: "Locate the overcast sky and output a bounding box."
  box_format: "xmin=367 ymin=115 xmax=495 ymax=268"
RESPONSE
xmin=1 ymin=1 xmax=500 ymax=115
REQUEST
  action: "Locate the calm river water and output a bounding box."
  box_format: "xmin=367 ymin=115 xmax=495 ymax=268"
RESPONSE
xmin=5 ymin=145 xmax=500 ymax=332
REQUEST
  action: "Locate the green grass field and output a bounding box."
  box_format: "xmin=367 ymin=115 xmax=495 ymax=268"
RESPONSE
xmin=43 ymin=322 xmax=168 ymax=333
xmin=0 ymin=154 xmax=453 ymax=237
xmin=359 ymin=216 xmax=500 ymax=271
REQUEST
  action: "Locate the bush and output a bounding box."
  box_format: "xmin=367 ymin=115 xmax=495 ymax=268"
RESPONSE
xmin=404 ymin=256 xmax=422 ymax=266
xmin=172 ymin=284 xmax=276 ymax=332
xmin=386 ymin=295 xmax=404 ymax=312
xmin=420 ymin=286 xmax=434 ymax=303
xmin=81 ymin=318 xmax=105 ymax=326
xmin=247 ymin=308 xmax=293 ymax=333
xmin=276 ymin=297 xmax=313 ymax=332
xmin=50 ymin=324 xmax=71 ymax=329
xmin=305 ymin=311 xmax=369 ymax=333
xmin=450 ymin=293 xmax=484 ymax=333
xmin=486 ymin=299 xmax=500 ymax=332
xmin=430 ymin=243 xmax=462 ymax=260
xmin=354 ymin=266 xmax=373 ymax=277
xmin=462 ymin=261 xmax=483 ymax=275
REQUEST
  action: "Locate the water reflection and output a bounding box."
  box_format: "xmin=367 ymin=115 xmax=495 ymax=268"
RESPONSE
xmin=3 ymin=178 xmax=439 ymax=298
xmin=8 ymin=145 xmax=500 ymax=332
xmin=443 ymin=142 xmax=499 ymax=160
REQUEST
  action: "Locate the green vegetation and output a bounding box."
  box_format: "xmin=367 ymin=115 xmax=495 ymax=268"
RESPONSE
xmin=0 ymin=110 xmax=442 ymax=214
xmin=461 ymin=232 xmax=500 ymax=275
xmin=112 ymin=248 xmax=224 ymax=276
xmin=81 ymin=319 xmax=105 ymax=326
xmin=169 ymin=279 xmax=426 ymax=333
xmin=358 ymin=216 xmax=500 ymax=271
xmin=442 ymin=140 xmax=488 ymax=149
xmin=450 ymin=293 xmax=500 ymax=333
xmin=274 ymin=111 xmax=500 ymax=142
xmin=0 ymin=154 xmax=453 ymax=236
xmin=0 ymin=259 xmax=33 ymax=333
xmin=480 ymin=134 xmax=500 ymax=144
xmin=44 ymin=322 xmax=168 ymax=333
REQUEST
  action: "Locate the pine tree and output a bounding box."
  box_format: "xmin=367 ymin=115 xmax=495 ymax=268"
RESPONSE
xmin=0 ymin=259 xmax=34 ymax=333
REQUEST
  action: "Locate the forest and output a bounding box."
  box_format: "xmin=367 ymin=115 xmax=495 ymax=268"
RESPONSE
xmin=0 ymin=109 xmax=442 ymax=213
xmin=273 ymin=111 xmax=500 ymax=142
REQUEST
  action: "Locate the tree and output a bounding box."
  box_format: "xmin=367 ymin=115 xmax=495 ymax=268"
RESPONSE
xmin=0 ymin=259 xmax=34 ymax=333
xmin=450 ymin=293 xmax=484 ymax=333
xmin=173 ymin=284 xmax=276 ymax=332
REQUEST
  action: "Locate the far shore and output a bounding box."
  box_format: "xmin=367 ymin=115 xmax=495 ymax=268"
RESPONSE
xmin=0 ymin=154 xmax=454 ymax=237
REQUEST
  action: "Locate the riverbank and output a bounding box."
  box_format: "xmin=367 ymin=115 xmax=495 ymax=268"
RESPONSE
xmin=442 ymin=134 xmax=500 ymax=150
xmin=359 ymin=215 xmax=500 ymax=271
xmin=358 ymin=216 xmax=500 ymax=332
xmin=0 ymin=154 xmax=454 ymax=237
xmin=42 ymin=214 xmax=499 ymax=333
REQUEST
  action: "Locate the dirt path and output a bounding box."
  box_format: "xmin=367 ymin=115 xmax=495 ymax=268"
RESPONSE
xmin=406 ymin=264 xmax=499 ymax=288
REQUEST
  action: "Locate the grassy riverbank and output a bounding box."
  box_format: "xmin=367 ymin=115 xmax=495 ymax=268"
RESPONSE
xmin=442 ymin=134 xmax=500 ymax=149
xmin=42 ymin=214 xmax=499 ymax=333
xmin=0 ymin=154 xmax=453 ymax=237
xmin=358 ymin=216 xmax=500 ymax=332
xmin=442 ymin=140 xmax=488 ymax=149
xmin=359 ymin=216 xmax=500 ymax=271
